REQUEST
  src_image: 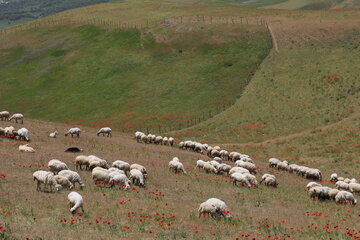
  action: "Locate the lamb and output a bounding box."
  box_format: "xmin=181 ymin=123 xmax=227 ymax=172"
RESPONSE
xmin=33 ymin=170 xmax=61 ymax=192
xmin=168 ymin=137 xmax=175 ymax=146
xmin=58 ymin=170 xmax=85 ymax=189
xmin=168 ymin=159 xmax=186 ymax=174
xmin=48 ymin=159 xmax=69 ymax=174
xmin=129 ymin=169 xmax=145 ymax=187
xmin=335 ymin=191 xmax=357 ymax=205
xmin=231 ymin=173 xmax=251 ymax=188
xmin=198 ymin=202 xmax=222 ymax=218
xmin=112 ymin=160 xmax=131 ymax=175
xmin=304 ymin=169 xmax=322 ymax=181
xmin=75 ymin=155 xmax=90 ymax=171
xmin=349 ymin=183 xmax=360 ymax=195
xmin=130 ymin=164 xmax=147 ymax=178
xmin=49 ymin=130 xmax=59 ymax=138
xmin=92 ymin=167 xmax=114 ymax=187
xmin=335 ymin=181 xmax=350 ymax=191
xmin=330 ymin=173 xmax=338 ymax=182
xmin=329 ymin=189 xmax=339 ymax=200
xmin=306 ymin=182 xmax=322 ymax=190
xmin=268 ymin=158 xmax=280 ymax=168
xmin=229 ymin=167 xmax=250 ymax=176
xmin=55 ymin=175 xmax=74 ymax=190
xmin=68 ymin=192 xmax=84 ymax=214
xmin=9 ymin=113 xmax=24 ymax=124
xmin=236 ymin=161 xmax=257 ymax=174
xmin=203 ymin=162 xmax=217 ymax=174
xmin=16 ymin=128 xmax=29 ymax=141
xmin=19 ymin=144 xmax=35 ymax=153
xmin=97 ymin=127 xmax=112 ymax=137
xmin=65 ymin=128 xmax=81 ymax=137
xmin=0 ymin=111 xmax=10 ymax=121
xmin=194 ymin=160 xmax=206 ymax=170
xmin=216 ymin=163 xmax=232 ymax=175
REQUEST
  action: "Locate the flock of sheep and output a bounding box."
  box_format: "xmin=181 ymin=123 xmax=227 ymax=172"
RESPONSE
xmin=135 ymin=131 xmax=174 ymax=146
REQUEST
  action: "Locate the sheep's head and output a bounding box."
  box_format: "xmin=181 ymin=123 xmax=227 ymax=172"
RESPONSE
xmin=55 ymin=184 xmax=62 ymax=192
xmin=80 ymin=184 xmax=85 ymax=190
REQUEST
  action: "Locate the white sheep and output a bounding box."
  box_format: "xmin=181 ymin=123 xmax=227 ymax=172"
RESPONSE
xmin=329 ymin=189 xmax=339 ymax=200
xmin=194 ymin=160 xmax=206 ymax=170
xmin=58 ymin=170 xmax=85 ymax=189
xmin=130 ymin=164 xmax=147 ymax=178
xmin=135 ymin=131 xmax=145 ymax=142
xmin=75 ymin=155 xmax=90 ymax=171
xmin=306 ymin=182 xmax=322 ymax=190
xmin=129 ymin=169 xmax=145 ymax=187
xmin=19 ymin=144 xmax=35 ymax=153
xmin=4 ymin=126 xmax=15 ymax=137
xmin=112 ymin=160 xmax=130 ymax=175
xmin=268 ymin=158 xmax=280 ymax=168
xmin=243 ymin=173 xmax=258 ymax=187
xmin=198 ymin=202 xmax=220 ymax=218
xmin=168 ymin=160 xmax=186 ymax=174
xmin=68 ymin=192 xmax=84 ymax=214
xmin=55 ymin=175 xmax=74 ymax=190
xmin=277 ymin=161 xmax=289 ymax=171
xmin=48 ymin=159 xmax=69 ymax=174
xmin=335 ymin=191 xmax=357 ymax=205
xmin=205 ymin=198 xmax=231 ymax=218
xmin=330 ymin=173 xmax=338 ymax=182
xmin=349 ymin=183 xmax=360 ymax=195
xmin=154 ymin=136 xmax=163 ymax=145
xmin=229 ymin=167 xmax=250 ymax=176
xmin=109 ymin=171 xmax=131 ymax=190
xmin=163 ymin=137 xmax=169 ymax=145
xmin=213 ymin=157 xmax=222 ymax=164
xmin=203 ymin=162 xmax=217 ymax=174
xmin=209 ymin=160 xmax=220 ymax=169
xmin=304 ymin=169 xmax=322 ymax=181
xmin=140 ymin=135 xmax=150 ymax=144
xmin=92 ymin=167 xmax=114 ymax=187
xmin=219 ymin=150 xmax=229 ymax=161
xmin=211 ymin=149 xmax=220 ymax=158
xmin=9 ymin=113 xmax=24 ymax=124
xmin=335 ymin=181 xmax=350 ymax=191
xmin=49 ymin=130 xmax=59 ymax=138
xmin=33 ymin=170 xmax=61 ymax=192
xmin=65 ymin=128 xmax=81 ymax=137
xmin=88 ymin=155 xmax=110 ymax=170
xmin=168 ymin=137 xmax=175 ymax=146
xmin=97 ymin=127 xmax=112 ymax=137
xmin=231 ymin=173 xmax=251 ymax=188
xmin=288 ymin=164 xmax=299 ymax=173
xmin=344 ymin=178 xmax=351 ymax=184
xmin=16 ymin=128 xmax=29 ymax=141
xmin=264 ymin=177 xmax=278 ymax=187
xmin=309 ymin=186 xmax=331 ymax=200
xmin=0 ymin=111 xmax=10 ymax=121
xmin=216 ymin=163 xmax=232 ymax=175
xmin=236 ymin=161 xmax=257 ymax=174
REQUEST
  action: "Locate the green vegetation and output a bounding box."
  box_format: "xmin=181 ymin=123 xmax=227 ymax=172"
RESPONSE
xmin=0 ymin=23 xmax=271 ymax=130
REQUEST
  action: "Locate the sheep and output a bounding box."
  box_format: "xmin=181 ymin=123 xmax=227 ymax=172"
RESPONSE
xmin=65 ymin=128 xmax=81 ymax=137
xmin=335 ymin=191 xmax=357 ymax=205
xmin=140 ymin=135 xmax=150 ymax=144
xmin=344 ymin=178 xmax=351 ymax=184
xmin=260 ymin=174 xmax=275 ymax=183
xmin=211 ymin=149 xmax=220 ymax=158
xmin=58 ymin=170 xmax=85 ymax=189
xmin=229 ymin=167 xmax=250 ymax=176
xmin=288 ymin=164 xmax=299 ymax=173
xmin=15 ymin=128 xmax=29 ymax=141
xmin=194 ymin=143 xmax=206 ymax=153
xmin=88 ymin=155 xmax=110 ymax=170
xmin=178 ymin=141 xmax=184 ymax=149
xmin=129 ymin=169 xmax=145 ymax=187
xmin=216 ymin=163 xmax=232 ymax=175
xmin=330 ymin=173 xmax=338 ymax=182
xmin=309 ymin=186 xmax=331 ymax=200
xmin=219 ymin=150 xmax=229 ymax=161
xmin=49 ymin=130 xmax=59 ymax=138
xmin=231 ymin=173 xmax=251 ymax=188
xmin=154 ymin=136 xmax=163 ymax=145
xmin=304 ymin=169 xmax=322 ymax=181
xmin=92 ymin=168 xmax=114 ymax=187
xmin=108 ymin=167 xmax=126 ymax=175
xmin=213 ymin=157 xmax=222 ymax=164
xmin=203 ymin=162 xmax=217 ymax=174
xmin=338 ymin=177 xmax=345 ymax=182
xmin=329 ymin=189 xmax=339 ymax=200
xmin=169 ymin=160 xmax=186 ymax=174
xmin=112 ymin=160 xmax=131 ymax=175
xmin=97 ymin=127 xmax=112 ymax=137
xmin=130 ymin=164 xmax=147 ymax=178
xmin=264 ymin=177 xmax=278 ymax=187
xmin=213 ymin=146 xmax=221 ymax=151
xmin=277 ymin=161 xmax=289 ymax=171
xmin=75 ymin=155 xmax=90 ymax=171
xmin=0 ymin=111 xmax=10 ymax=121
xmin=335 ymin=181 xmax=350 ymax=191
xmin=19 ymin=144 xmax=35 ymax=153
xmin=33 ymin=170 xmax=61 ymax=192
xmin=9 ymin=113 xmax=24 ymax=124
xmin=109 ymin=171 xmax=131 ymax=190
xmin=206 ymin=146 xmax=213 ymax=157
xmin=55 ymin=175 xmax=74 ymax=190
xmin=194 ymin=160 xmax=206 ymax=170
xmin=135 ymin=131 xmax=145 ymax=143
xmin=198 ymin=202 xmax=221 ymax=218
xmin=349 ymin=183 xmax=360 ymax=195
xmin=350 ymin=178 xmax=358 ymax=183
xmin=168 ymin=137 xmax=174 ymax=146
xmin=268 ymin=158 xmax=280 ymax=168
xmin=306 ymin=182 xmax=322 ymax=190
xmin=4 ymin=126 xmax=15 ymax=137
xmin=243 ymin=173 xmax=258 ymax=187
xmin=236 ymin=161 xmax=257 ymax=174
xmin=48 ymin=159 xmax=69 ymax=174
xmin=229 ymin=152 xmax=241 ymax=162
xmin=209 ymin=160 xmax=220 ymax=169
xmin=205 ymin=198 xmax=231 ymax=218
xmin=297 ymin=166 xmax=310 ymax=177
xmin=68 ymin=192 xmax=84 ymax=214
xmin=163 ymin=137 xmax=169 ymax=145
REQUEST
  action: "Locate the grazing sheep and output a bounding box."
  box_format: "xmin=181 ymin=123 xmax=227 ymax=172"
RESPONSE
xmin=216 ymin=163 xmax=232 ymax=175
xmin=130 ymin=164 xmax=147 ymax=178
xmin=329 ymin=189 xmax=339 ymax=200
xmin=211 ymin=149 xmax=220 ymax=158
xmin=49 ymin=130 xmax=59 ymax=138
xmin=277 ymin=161 xmax=289 ymax=171
xmin=194 ymin=160 xmax=206 ymax=170
xmin=335 ymin=191 xmax=357 ymax=205
xmin=229 ymin=167 xmax=250 ymax=176
xmin=260 ymin=174 xmax=275 ymax=183
xmin=209 ymin=160 xmax=220 ymax=169
xmin=154 ymin=136 xmax=163 ymax=145
xmin=68 ymin=192 xmax=84 ymax=214
xmin=55 ymin=175 xmax=74 ymax=190
xmin=349 ymin=183 xmax=360 ymax=195
xmin=108 ymin=167 xmax=126 ymax=175
xmin=336 ymin=181 xmax=350 ymax=191
xmin=194 ymin=143 xmax=206 ymax=153
xmin=58 ymin=170 xmax=85 ymax=189
xmin=129 ymin=169 xmax=145 ymax=187
xmin=213 ymin=157 xmax=222 ymax=164
xmin=4 ymin=126 xmax=15 ymax=137
xmin=141 ymin=135 xmax=150 ymax=144
xmin=243 ymin=173 xmax=258 ymax=187
xmin=198 ymin=202 xmax=220 ymax=218
xmin=169 ymin=159 xmax=186 ymax=174
xmin=88 ymin=155 xmax=110 ymax=170
xmin=288 ymin=164 xmax=299 ymax=173
xmin=33 ymin=170 xmax=61 ymax=192
xmin=135 ymin=131 xmax=145 ymax=143
xmin=297 ymin=166 xmax=310 ymax=177
xmin=92 ymin=167 xmax=114 ymax=187
xmin=203 ymin=162 xmax=217 ymax=174
xmin=350 ymin=178 xmax=358 ymax=184
xmin=162 ymin=137 xmax=169 ymax=145
xmin=231 ymin=173 xmax=251 ymax=188
xmin=219 ymin=150 xmax=229 ymax=161
xmin=236 ymin=161 xmax=257 ymax=174
xmin=344 ymin=178 xmax=351 ymax=184
xmin=168 ymin=137 xmax=175 ymax=146
xmin=65 ymin=128 xmax=81 ymax=137
xmin=48 ymin=159 xmax=69 ymax=174
xmin=9 ymin=113 xmax=24 ymax=124
xmin=268 ymin=158 xmax=280 ymax=168
xmin=109 ymin=171 xmax=131 ymax=190
xmin=178 ymin=141 xmax=184 ymax=149
xmin=264 ymin=177 xmax=278 ymax=187
xmin=75 ymin=155 xmax=90 ymax=171
xmin=205 ymin=198 xmax=231 ymax=218
xmin=112 ymin=160 xmax=131 ymax=175
xmin=309 ymin=186 xmax=331 ymax=200
xmin=97 ymin=127 xmax=112 ymax=137
xmin=16 ymin=128 xmax=29 ymax=141
xmin=0 ymin=111 xmax=10 ymax=121
xmin=304 ymin=169 xmax=322 ymax=181
xmin=229 ymin=152 xmax=241 ymax=162
xmin=337 ymin=177 xmax=345 ymax=182
xmin=19 ymin=144 xmax=35 ymax=153
xmin=330 ymin=173 xmax=338 ymax=182
xmin=306 ymin=182 xmax=322 ymax=190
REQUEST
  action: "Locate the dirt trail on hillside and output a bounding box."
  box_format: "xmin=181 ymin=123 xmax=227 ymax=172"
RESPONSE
xmin=217 ymin=112 xmax=360 ymax=147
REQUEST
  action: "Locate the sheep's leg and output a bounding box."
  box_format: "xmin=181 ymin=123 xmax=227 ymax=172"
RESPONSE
xmin=21 ymin=119 xmax=23 ymax=124
xmin=36 ymin=180 xmax=40 ymax=191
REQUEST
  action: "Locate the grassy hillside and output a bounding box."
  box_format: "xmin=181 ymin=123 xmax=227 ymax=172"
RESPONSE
xmin=0 ymin=22 xmax=271 ymax=131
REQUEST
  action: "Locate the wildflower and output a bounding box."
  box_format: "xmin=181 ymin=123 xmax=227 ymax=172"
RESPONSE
xmin=123 ymin=225 xmax=130 ymax=230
